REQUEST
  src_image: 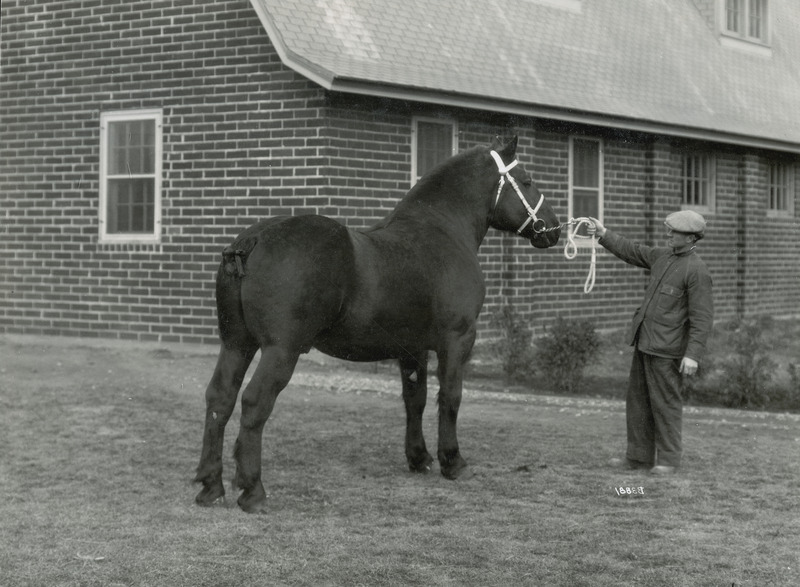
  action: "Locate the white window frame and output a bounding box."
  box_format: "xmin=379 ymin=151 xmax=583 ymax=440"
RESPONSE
xmin=568 ymin=136 xmax=603 ymax=246
xmin=99 ymin=109 xmax=163 ymax=244
xmin=680 ymin=153 xmax=716 ymax=215
xmin=767 ymin=162 xmax=795 ymax=218
xmin=411 ymin=117 xmax=458 ymax=185
xmin=720 ymin=0 xmax=769 ymax=45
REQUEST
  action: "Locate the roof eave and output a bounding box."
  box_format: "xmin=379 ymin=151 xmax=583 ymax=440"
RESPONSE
xmin=248 ymin=0 xmax=800 ymax=156
xmin=249 ymin=0 xmax=337 ymax=88
xmin=329 ymin=78 xmax=800 ymax=155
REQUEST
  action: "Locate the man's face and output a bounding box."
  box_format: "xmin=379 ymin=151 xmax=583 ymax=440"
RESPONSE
xmin=666 ymin=228 xmax=695 ymax=252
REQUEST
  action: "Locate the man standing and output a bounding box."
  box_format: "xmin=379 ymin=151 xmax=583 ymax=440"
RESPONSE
xmin=590 ymin=211 xmax=714 ymax=475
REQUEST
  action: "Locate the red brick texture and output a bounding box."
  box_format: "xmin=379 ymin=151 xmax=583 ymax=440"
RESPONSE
xmin=2 ymin=0 xmax=798 ymax=345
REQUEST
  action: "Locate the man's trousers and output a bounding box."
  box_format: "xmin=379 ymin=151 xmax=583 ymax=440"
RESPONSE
xmin=626 ymin=350 xmax=684 ymax=467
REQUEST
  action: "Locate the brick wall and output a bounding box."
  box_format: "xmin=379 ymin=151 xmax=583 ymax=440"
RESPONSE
xmin=2 ymin=0 xmax=799 ymax=347
xmin=0 ymin=0 xmax=334 ymax=343
xmin=738 ymin=154 xmax=800 ymax=317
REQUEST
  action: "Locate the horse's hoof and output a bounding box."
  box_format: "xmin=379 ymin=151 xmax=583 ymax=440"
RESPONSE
xmin=237 ymin=495 xmax=269 ymax=515
xmin=454 ymin=465 xmax=475 ymax=480
xmin=408 ymin=453 xmax=434 ymax=474
xmin=195 ymin=483 xmax=226 ymax=507
xmin=441 ymin=465 xmax=473 ymax=480
xmin=440 ymin=457 xmax=470 ymax=480
xmin=236 ymin=483 xmax=269 ymax=514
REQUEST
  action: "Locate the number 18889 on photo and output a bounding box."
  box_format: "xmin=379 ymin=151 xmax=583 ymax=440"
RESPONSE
xmin=615 ymin=487 xmax=644 ymax=496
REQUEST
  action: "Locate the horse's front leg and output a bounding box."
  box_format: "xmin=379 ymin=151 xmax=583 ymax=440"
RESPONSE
xmin=399 ymin=351 xmax=433 ymax=473
xmin=436 ymin=331 xmax=476 ymax=480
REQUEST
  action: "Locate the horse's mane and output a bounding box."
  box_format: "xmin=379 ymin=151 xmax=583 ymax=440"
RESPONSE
xmin=407 ymin=146 xmax=485 ymax=196
xmin=365 ymin=146 xmax=487 ymax=232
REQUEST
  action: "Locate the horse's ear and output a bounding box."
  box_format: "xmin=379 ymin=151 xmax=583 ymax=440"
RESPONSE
xmin=496 ymin=135 xmax=518 ymax=160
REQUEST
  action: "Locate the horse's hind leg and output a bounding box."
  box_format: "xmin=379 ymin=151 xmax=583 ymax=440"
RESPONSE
xmin=400 ymin=352 xmax=434 ymax=473
xmin=232 ymin=345 xmax=299 ymax=514
xmin=195 ymin=342 xmax=257 ymax=506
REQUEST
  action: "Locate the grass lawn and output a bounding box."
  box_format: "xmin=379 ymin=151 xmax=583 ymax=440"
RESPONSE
xmin=1 ymin=333 xmax=799 ymax=586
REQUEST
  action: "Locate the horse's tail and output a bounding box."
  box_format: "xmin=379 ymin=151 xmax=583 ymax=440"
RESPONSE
xmin=221 ymin=246 xmax=248 ymax=278
xmin=215 ymin=234 xmax=258 ymax=343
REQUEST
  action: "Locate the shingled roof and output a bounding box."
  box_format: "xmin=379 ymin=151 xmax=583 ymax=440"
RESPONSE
xmin=248 ymin=0 xmax=800 ymax=153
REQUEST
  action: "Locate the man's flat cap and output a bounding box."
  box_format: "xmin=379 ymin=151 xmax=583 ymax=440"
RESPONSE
xmin=665 ymin=210 xmax=706 ymax=237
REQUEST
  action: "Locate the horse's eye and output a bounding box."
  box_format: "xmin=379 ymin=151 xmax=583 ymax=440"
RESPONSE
xmin=523 ymin=178 xmax=532 ymax=187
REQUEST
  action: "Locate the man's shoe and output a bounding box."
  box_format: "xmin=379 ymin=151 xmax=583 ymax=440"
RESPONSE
xmin=650 ymin=465 xmax=677 ymax=476
xmin=609 ymin=457 xmax=652 ymax=470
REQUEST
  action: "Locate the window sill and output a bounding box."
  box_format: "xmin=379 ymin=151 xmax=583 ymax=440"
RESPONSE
xmin=97 ymin=235 xmax=162 ymax=253
xmin=719 ymin=34 xmax=772 ymax=57
xmin=681 ymin=204 xmax=714 ymax=216
xmin=766 ymin=210 xmax=794 ymax=219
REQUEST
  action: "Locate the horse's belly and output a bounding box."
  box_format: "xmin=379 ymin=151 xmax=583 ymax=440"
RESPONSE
xmin=312 ymin=321 xmax=427 ymax=362
xmin=312 ymin=341 xmax=395 ymax=362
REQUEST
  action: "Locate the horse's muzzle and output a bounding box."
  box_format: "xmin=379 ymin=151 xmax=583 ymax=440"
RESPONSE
xmin=530 ymin=227 xmax=561 ymax=249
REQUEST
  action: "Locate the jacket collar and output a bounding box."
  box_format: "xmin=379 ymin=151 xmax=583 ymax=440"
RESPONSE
xmin=671 ymin=246 xmax=697 ymax=258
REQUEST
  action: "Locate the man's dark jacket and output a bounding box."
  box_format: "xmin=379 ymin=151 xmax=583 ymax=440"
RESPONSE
xmin=599 ymin=231 xmax=714 ymax=361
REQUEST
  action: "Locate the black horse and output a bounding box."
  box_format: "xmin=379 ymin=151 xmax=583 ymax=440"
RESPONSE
xmin=195 ymin=135 xmax=561 ymax=513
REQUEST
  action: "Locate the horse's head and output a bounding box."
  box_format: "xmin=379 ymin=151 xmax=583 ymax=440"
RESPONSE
xmin=487 ymin=136 xmax=561 ymax=248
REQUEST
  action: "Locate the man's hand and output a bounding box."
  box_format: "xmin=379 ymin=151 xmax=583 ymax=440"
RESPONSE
xmin=588 ymin=217 xmax=607 ymax=238
xmin=680 ymin=357 xmax=698 ymax=376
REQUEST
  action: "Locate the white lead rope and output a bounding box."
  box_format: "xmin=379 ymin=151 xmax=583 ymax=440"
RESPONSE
xmin=563 ymin=217 xmax=597 ymax=294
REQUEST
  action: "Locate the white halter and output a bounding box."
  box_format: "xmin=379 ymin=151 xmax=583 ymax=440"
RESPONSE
xmin=489 ymin=150 xmax=546 ymax=234
xmin=489 ymin=150 xmax=597 ymax=293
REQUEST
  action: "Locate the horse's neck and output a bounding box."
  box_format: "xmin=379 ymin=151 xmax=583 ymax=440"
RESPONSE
xmin=369 ymin=185 xmax=489 ymax=251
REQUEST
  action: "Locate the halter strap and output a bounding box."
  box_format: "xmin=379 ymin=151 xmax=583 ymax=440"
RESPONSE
xmin=490 ymin=150 xmax=546 ymax=234
xmin=489 ymin=150 xmax=518 ymax=175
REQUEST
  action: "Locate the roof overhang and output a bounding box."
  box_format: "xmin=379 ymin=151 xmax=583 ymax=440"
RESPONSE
xmin=325 ymin=78 xmax=800 ymax=155
xmin=249 ymin=0 xmax=800 ymax=156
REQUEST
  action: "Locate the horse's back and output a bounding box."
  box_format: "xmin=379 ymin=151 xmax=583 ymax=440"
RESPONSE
xmin=219 ymin=215 xmax=356 ymax=350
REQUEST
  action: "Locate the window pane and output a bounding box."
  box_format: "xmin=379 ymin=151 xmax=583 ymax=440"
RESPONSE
xmin=570 ymin=138 xmax=601 ymax=237
xmin=416 ymin=121 xmax=453 ymax=178
xmin=108 ymin=119 xmax=155 ymax=175
xmin=573 ymin=188 xmax=599 ymax=236
xmin=107 ymin=178 xmax=155 ymax=233
xmin=769 ymin=163 xmax=788 ymax=211
xmin=749 ymin=0 xmax=764 ymax=39
xmin=682 ymin=155 xmax=710 ymax=207
xmin=572 ymin=139 xmax=599 ymax=188
xmin=573 ymin=190 xmax=597 ymax=218
xmin=726 ymin=0 xmax=742 ymax=32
